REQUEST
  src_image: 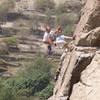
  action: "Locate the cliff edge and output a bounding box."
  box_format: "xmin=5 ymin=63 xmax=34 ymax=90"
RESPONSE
xmin=49 ymin=0 xmax=100 ymax=100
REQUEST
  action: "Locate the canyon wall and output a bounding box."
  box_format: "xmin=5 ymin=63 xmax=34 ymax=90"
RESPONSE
xmin=49 ymin=0 xmax=100 ymax=100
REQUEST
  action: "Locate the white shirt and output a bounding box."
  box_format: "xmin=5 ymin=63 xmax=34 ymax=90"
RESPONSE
xmin=56 ymin=35 xmax=66 ymax=42
xmin=43 ymin=32 xmax=49 ymax=42
xmin=56 ymin=35 xmax=66 ymax=49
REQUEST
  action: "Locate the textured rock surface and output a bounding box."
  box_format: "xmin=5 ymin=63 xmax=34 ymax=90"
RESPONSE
xmin=75 ymin=27 xmax=100 ymax=47
xmin=74 ymin=0 xmax=100 ymax=46
xmin=49 ymin=47 xmax=95 ymax=100
xmin=70 ymin=51 xmax=100 ymax=100
xmin=75 ymin=0 xmax=100 ymax=34
xmin=49 ymin=0 xmax=100 ymax=100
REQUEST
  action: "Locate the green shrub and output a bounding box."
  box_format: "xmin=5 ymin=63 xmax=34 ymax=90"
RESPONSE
xmin=0 ymin=79 xmax=16 ymax=100
xmin=4 ymin=36 xmax=18 ymax=46
xmin=55 ymin=13 xmax=75 ymax=29
xmin=36 ymin=84 xmax=54 ymax=100
xmin=0 ymin=86 xmax=16 ymax=100
xmin=0 ymin=56 xmax=54 ymax=99
xmin=62 ymin=25 xmax=75 ymax=36
xmin=55 ymin=13 xmax=77 ymax=36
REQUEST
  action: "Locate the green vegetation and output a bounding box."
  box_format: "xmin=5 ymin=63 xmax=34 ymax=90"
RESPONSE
xmin=0 ymin=51 xmax=9 ymax=55
xmin=35 ymin=84 xmax=54 ymax=100
xmin=55 ymin=13 xmax=76 ymax=35
xmin=0 ymin=1 xmax=82 ymax=100
xmin=0 ymin=56 xmax=54 ymax=100
xmin=56 ymin=13 xmax=76 ymax=27
xmin=4 ymin=36 xmax=18 ymax=46
xmin=62 ymin=25 xmax=75 ymax=36
xmin=34 ymin=0 xmax=82 ymax=36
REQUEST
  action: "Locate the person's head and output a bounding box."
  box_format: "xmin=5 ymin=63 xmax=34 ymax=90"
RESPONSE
xmin=46 ymin=26 xmax=51 ymax=33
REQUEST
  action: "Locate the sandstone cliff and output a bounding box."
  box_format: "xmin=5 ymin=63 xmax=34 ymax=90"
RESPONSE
xmin=49 ymin=0 xmax=100 ymax=100
xmin=75 ymin=0 xmax=100 ymax=33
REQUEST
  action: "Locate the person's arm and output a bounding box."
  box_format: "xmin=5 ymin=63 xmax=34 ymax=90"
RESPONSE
xmin=64 ymin=36 xmax=73 ymax=40
xmin=61 ymin=35 xmax=72 ymax=41
xmin=48 ymin=37 xmax=56 ymax=45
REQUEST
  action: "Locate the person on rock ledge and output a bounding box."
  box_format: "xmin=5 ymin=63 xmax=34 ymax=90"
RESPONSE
xmin=42 ymin=25 xmax=74 ymax=56
xmin=52 ymin=26 xmax=73 ymax=49
xmin=43 ymin=26 xmax=53 ymax=55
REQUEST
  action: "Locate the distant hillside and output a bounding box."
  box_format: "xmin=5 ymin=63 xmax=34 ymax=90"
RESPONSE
xmin=53 ymin=0 xmax=66 ymax=5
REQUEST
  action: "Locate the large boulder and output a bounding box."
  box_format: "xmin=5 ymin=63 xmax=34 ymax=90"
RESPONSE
xmin=75 ymin=27 xmax=100 ymax=47
xmin=70 ymin=51 xmax=100 ymax=100
xmin=49 ymin=47 xmax=96 ymax=100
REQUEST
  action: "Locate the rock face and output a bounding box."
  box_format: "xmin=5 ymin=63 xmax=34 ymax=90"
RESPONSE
xmin=49 ymin=0 xmax=100 ymax=100
xmin=75 ymin=0 xmax=100 ymax=34
xmin=75 ymin=27 xmax=100 ymax=47
xmin=49 ymin=47 xmax=96 ymax=100
xmin=70 ymin=51 xmax=100 ymax=100
xmin=74 ymin=0 xmax=100 ymax=47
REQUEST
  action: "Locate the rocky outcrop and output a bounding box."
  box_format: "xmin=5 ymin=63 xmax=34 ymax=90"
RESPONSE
xmin=49 ymin=0 xmax=100 ymax=100
xmin=75 ymin=0 xmax=100 ymax=34
xmin=49 ymin=47 xmax=96 ymax=100
xmin=74 ymin=0 xmax=100 ymax=47
xmin=70 ymin=51 xmax=100 ymax=100
xmin=75 ymin=27 xmax=100 ymax=47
